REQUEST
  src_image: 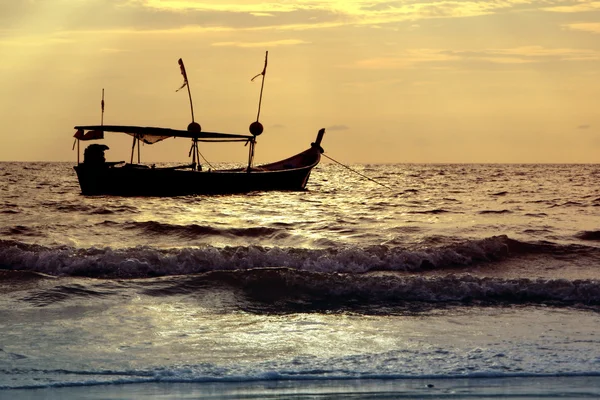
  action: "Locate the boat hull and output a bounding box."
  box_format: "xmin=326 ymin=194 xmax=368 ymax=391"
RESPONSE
xmin=74 ymin=148 xmax=321 ymax=196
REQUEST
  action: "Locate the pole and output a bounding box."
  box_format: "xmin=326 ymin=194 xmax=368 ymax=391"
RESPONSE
xmin=248 ymin=51 xmax=268 ymax=170
xmin=247 ymin=139 xmax=255 ymax=171
xmin=177 ymin=59 xmax=195 ymax=123
xmin=196 ymin=141 xmax=201 ymax=171
xmin=255 ymin=51 xmax=268 ymax=122
xmin=187 ymin=79 xmax=194 ymax=123
xmin=101 ymin=88 xmax=105 ymax=126
xmin=130 ymin=136 xmax=136 ymax=164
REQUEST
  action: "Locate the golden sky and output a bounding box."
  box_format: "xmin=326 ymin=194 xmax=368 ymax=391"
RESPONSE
xmin=1 ymin=0 xmax=599 ymax=163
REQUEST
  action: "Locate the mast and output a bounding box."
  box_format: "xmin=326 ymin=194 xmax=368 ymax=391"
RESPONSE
xmin=74 ymin=88 xmax=104 ymax=164
xmin=248 ymin=51 xmax=268 ymax=170
xmin=178 ymin=58 xmax=202 ymax=170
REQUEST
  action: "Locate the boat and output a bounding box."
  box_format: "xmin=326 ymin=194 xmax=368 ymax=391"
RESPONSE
xmin=72 ymin=54 xmax=326 ymax=196
xmin=73 ymin=125 xmax=325 ymax=196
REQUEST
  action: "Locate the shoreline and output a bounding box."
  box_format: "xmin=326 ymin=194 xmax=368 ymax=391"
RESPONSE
xmin=3 ymin=376 xmax=600 ymax=399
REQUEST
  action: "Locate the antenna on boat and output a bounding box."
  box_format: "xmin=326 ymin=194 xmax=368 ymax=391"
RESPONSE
xmin=72 ymin=88 xmax=105 ymax=164
xmin=247 ymin=51 xmax=268 ymax=170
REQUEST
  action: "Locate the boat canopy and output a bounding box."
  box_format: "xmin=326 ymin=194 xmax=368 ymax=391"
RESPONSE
xmin=74 ymin=125 xmax=254 ymax=145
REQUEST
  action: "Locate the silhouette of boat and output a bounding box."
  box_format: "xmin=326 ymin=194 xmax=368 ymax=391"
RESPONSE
xmin=73 ymin=125 xmax=325 ymax=196
xmin=72 ymin=54 xmax=326 ymax=196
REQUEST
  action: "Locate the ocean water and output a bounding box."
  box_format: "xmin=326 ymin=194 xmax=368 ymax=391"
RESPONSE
xmin=1 ymin=161 xmax=599 ymax=398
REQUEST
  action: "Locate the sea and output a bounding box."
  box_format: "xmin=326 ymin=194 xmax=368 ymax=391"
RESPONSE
xmin=0 ymin=161 xmax=599 ymax=399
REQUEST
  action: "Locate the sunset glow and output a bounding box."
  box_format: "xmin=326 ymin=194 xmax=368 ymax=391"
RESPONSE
xmin=1 ymin=0 xmax=599 ymax=162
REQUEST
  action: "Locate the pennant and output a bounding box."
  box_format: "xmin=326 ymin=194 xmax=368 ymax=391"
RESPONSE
xmin=176 ymin=58 xmax=188 ymax=92
xmin=74 ymin=129 xmax=104 ymax=141
xmin=251 ymin=51 xmax=268 ymax=82
xmin=73 ymin=129 xmax=85 ymax=140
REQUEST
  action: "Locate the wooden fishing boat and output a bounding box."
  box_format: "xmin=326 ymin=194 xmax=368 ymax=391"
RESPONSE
xmin=72 ymin=53 xmax=326 ymax=196
xmin=73 ymin=126 xmax=325 ymax=196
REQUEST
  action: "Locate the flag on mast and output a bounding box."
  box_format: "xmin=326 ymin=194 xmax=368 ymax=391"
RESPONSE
xmin=176 ymin=58 xmax=188 ymax=92
xmin=74 ymin=129 xmax=104 ymax=140
xmin=251 ymin=51 xmax=268 ymax=82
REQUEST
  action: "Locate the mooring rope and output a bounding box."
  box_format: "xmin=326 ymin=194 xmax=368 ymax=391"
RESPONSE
xmin=321 ymin=153 xmax=392 ymax=190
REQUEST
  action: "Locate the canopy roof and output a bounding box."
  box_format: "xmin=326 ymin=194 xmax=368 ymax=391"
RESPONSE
xmin=75 ymin=125 xmax=254 ymax=144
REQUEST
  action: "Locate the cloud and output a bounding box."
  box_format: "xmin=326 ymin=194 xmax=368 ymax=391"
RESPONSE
xmin=353 ymin=48 xmax=461 ymax=69
xmin=563 ymin=22 xmax=600 ymax=34
xmin=327 ymin=124 xmax=350 ymax=131
xmin=577 ymin=124 xmax=591 ymax=129
xmin=0 ymin=35 xmax=74 ymax=47
xmin=212 ymin=39 xmax=309 ymax=47
xmin=483 ymin=46 xmax=600 ymax=61
xmin=120 ymin=0 xmax=557 ymax=32
xmin=139 ymin=0 xmax=306 ymax=13
xmin=544 ymin=2 xmax=600 ymax=13
xmin=100 ymin=47 xmax=130 ymax=53
xmin=476 ymin=57 xmax=535 ymax=64
xmin=351 ymin=46 xmax=600 ymax=69
xmin=4 ymin=0 xmax=592 ymax=40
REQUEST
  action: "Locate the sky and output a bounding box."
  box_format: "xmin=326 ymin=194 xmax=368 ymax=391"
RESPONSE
xmin=1 ymin=0 xmax=599 ymax=163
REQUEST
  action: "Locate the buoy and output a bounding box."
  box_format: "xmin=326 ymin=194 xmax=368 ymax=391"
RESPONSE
xmin=188 ymin=122 xmax=201 ymax=132
xmin=249 ymin=121 xmax=263 ymax=136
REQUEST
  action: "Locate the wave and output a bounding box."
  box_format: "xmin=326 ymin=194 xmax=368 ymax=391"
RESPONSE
xmin=1 ymin=234 xmax=599 ymax=281
xmin=6 ymin=266 xmax=599 ymax=310
xmin=478 ymin=209 xmax=512 ymax=215
xmin=0 ymin=236 xmax=600 ymax=314
xmin=118 ymin=221 xmax=289 ymax=240
xmin=0 ymin=210 xmax=20 ymax=215
xmin=550 ymin=201 xmax=585 ymax=208
xmin=407 ymin=209 xmax=454 ymax=215
xmin=524 ymin=213 xmax=548 ymax=217
xmin=576 ymin=230 xmax=600 ymax=241
xmin=2 ymin=225 xmax=43 ymax=237
xmin=2 ymin=362 xmax=600 ymax=390
xmin=19 ymin=283 xmax=112 ymax=307
xmin=134 ymin=268 xmax=600 ymax=311
xmin=47 ymin=203 xmax=140 ymax=214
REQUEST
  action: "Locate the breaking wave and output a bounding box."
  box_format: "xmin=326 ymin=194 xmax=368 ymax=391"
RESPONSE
xmin=3 ymin=267 xmax=600 ymax=311
xmin=1 ymin=235 xmax=598 ymax=279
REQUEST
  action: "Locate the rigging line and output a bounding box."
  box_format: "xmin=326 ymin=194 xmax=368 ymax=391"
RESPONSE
xmin=198 ymin=151 xmax=214 ymax=170
xmin=321 ymin=153 xmax=392 ymax=190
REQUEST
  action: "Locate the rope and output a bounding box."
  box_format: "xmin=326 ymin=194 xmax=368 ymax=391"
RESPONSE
xmin=198 ymin=151 xmax=214 ymax=170
xmin=322 ymin=153 xmax=392 ymax=190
